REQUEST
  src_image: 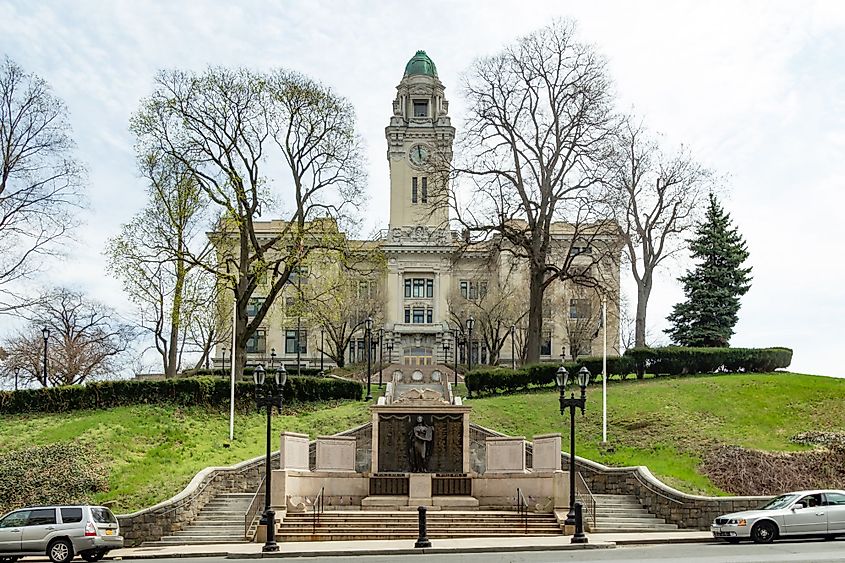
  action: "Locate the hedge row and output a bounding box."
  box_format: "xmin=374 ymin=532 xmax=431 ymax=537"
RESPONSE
xmin=0 ymin=376 xmax=363 ymax=415
xmin=625 ymin=346 xmax=793 ymax=377
xmin=185 ymin=367 xmax=328 ymax=377
xmin=466 ymin=346 xmax=792 ymax=396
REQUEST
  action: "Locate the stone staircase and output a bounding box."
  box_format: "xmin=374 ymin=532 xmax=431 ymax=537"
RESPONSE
xmin=277 ymin=510 xmax=562 ymax=541
xmin=589 ymin=493 xmax=678 ymax=533
xmin=143 ymin=493 xmax=253 ymax=546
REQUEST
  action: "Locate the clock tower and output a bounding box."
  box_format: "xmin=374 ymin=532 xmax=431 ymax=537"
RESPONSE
xmin=385 ymin=50 xmax=454 ymax=230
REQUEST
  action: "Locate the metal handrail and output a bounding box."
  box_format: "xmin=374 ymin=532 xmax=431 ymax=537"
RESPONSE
xmin=243 ymin=476 xmax=266 ymax=540
xmin=516 ymin=487 xmax=528 ymax=534
xmin=575 ymin=471 xmax=597 ymax=531
xmin=312 ymin=486 xmax=325 ymax=534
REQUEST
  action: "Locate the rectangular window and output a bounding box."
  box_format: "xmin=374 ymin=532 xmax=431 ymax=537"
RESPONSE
xmin=413 ymin=100 xmax=428 ymax=117
xmin=469 ymin=282 xmax=477 ymax=300
xmin=60 ymin=508 xmax=83 ymax=524
xmin=413 ymin=278 xmax=425 ymax=298
xmin=285 ymin=329 xmax=307 ymax=354
xmin=412 ymin=308 xmax=425 ymax=324
xmin=404 ymin=279 xmax=412 ymax=298
xmin=412 ymin=177 xmax=418 ymax=203
xmin=246 ymin=329 xmax=267 ymax=354
xmin=247 ymin=297 xmax=265 ymax=317
xmin=357 ymin=280 xmax=375 ymax=299
xmin=426 ymin=279 xmax=434 ymax=298
xmin=542 ymin=298 xmax=553 ymax=319
xmin=426 ymin=308 xmax=433 ymax=324
xmin=404 ymin=307 xmax=411 ymax=323
xmin=478 ymin=281 xmax=487 ymax=299
xmin=289 ymin=266 xmax=309 ymax=285
xmin=570 ymin=299 xmax=591 ymax=319
xmin=569 ymin=245 xmax=593 ymax=257
xmin=421 ymin=177 xmax=428 ymax=203
xmin=460 ymin=280 xmax=469 ymax=299
xmin=540 ymin=332 xmax=552 ymax=356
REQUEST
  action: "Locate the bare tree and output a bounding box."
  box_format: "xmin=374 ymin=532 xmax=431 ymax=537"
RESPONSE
xmin=453 ymin=20 xmax=618 ymax=363
xmin=0 ymin=288 xmax=134 ymax=387
xmin=447 ymin=255 xmax=528 ymax=365
xmin=608 ymin=119 xmax=713 ymax=348
xmin=106 ymin=154 xmax=208 ymax=377
xmin=130 ymin=67 xmax=365 ymax=376
xmin=0 ymin=56 xmax=84 ymax=314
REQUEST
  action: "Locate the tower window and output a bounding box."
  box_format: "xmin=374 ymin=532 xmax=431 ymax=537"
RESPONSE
xmin=413 ymin=100 xmax=428 ymax=117
xmin=412 ymin=177 xmax=418 ymax=204
xmin=421 ymin=177 xmax=428 ymax=203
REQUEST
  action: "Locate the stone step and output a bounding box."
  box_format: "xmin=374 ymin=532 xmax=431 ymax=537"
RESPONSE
xmin=277 ymin=532 xmax=562 ymax=541
xmin=191 ymin=517 xmax=244 ymax=523
xmin=175 ymin=529 xmax=244 ymax=536
xmin=195 ymin=509 xmax=247 ymax=515
xmin=593 ymin=521 xmax=678 ymax=529
xmin=145 ymin=538 xmax=249 ymax=546
xmin=280 ymin=525 xmax=563 ymax=533
xmin=203 ymin=502 xmax=252 ymax=509
xmin=216 ymin=493 xmax=254 ymax=498
xmin=592 ymin=524 xmax=679 ymax=533
xmin=594 ymin=507 xmax=652 ymax=515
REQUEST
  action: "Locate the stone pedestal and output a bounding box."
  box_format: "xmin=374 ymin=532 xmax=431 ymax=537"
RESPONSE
xmin=279 ymin=431 xmax=309 ymax=471
xmin=316 ymin=436 xmax=356 ymax=472
xmin=485 ymin=436 xmax=527 ymax=473
xmin=533 ymin=433 xmax=562 ymax=472
xmin=409 ymin=473 xmax=433 ymax=506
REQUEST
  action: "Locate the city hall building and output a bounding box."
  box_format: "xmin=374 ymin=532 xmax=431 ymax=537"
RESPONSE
xmin=216 ymin=51 xmax=620 ymax=370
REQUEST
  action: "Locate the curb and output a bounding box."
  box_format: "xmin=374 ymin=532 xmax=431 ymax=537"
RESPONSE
xmin=237 ymin=543 xmax=616 ymax=558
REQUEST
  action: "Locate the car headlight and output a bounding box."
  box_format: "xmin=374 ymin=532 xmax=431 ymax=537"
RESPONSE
xmin=727 ymin=518 xmax=747 ymax=526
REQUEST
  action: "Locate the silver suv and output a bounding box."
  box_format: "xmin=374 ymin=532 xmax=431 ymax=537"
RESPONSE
xmin=0 ymin=505 xmax=123 ymax=563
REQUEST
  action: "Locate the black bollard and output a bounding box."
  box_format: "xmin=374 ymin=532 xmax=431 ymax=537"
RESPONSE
xmin=571 ymin=501 xmax=588 ymax=544
xmin=414 ymin=505 xmax=432 ymax=548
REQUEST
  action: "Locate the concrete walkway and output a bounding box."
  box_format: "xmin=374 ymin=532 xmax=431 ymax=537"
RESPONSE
xmin=99 ymin=531 xmax=713 ymax=559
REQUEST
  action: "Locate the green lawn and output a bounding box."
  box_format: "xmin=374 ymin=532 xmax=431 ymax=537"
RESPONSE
xmin=1 ymin=372 xmax=842 ymax=511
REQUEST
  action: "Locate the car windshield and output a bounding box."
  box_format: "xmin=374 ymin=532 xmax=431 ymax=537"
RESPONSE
xmin=91 ymin=507 xmax=117 ymax=524
xmin=759 ymin=494 xmax=798 ymax=510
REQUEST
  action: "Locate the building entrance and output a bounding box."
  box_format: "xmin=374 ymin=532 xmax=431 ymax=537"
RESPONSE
xmin=403 ymin=346 xmax=434 ymax=366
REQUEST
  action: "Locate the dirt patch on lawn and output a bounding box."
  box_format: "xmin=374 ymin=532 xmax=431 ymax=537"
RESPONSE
xmin=702 ymin=435 xmax=845 ymax=496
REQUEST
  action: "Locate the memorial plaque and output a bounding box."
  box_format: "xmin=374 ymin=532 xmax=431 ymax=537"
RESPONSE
xmin=378 ymin=413 xmax=463 ymax=473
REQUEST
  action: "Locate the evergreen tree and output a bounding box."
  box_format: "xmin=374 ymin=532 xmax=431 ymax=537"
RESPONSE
xmin=665 ymin=194 xmax=752 ymax=347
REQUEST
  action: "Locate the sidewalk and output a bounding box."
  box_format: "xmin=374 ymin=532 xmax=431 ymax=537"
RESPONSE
xmin=100 ymin=532 xmax=713 ymax=559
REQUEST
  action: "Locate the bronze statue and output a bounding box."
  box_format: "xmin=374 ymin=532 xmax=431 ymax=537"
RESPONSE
xmin=409 ymin=415 xmax=433 ymax=472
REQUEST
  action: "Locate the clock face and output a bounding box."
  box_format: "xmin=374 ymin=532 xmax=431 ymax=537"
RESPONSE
xmin=409 ymin=144 xmax=430 ymax=166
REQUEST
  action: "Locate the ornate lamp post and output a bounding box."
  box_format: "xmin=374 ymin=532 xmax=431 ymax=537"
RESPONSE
xmin=253 ymin=364 xmax=286 ymax=553
xmin=443 ymin=340 xmax=452 ymax=383
xmin=466 ymin=316 xmax=475 ymax=374
xmin=510 ymin=324 xmax=516 ymax=370
xmin=41 ymin=327 xmax=50 ymax=384
xmin=378 ymin=327 xmax=384 ymax=388
xmin=365 ymin=316 xmax=373 ymax=401
xmin=386 ymin=341 xmax=393 ymax=367
xmin=270 ymin=348 xmax=276 ymax=371
xmin=14 ymin=367 xmax=20 ymax=392
xmin=556 ymin=365 xmax=590 ymax=544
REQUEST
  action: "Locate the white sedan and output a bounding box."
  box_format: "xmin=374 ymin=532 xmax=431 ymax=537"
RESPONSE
xmin=712 ymin=489 xmax=845 ymax=543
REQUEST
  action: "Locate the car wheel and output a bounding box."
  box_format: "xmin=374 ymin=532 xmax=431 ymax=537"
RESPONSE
xmin=80 ymin=549 xmax=107 ymax=562
xmin=751 ymin=520 xmax=777 ymax=544
xmin=47 ymin=538 xmax=74 ymax=563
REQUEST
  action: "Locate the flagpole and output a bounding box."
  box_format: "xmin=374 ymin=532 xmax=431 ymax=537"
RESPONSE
xmin=602 ymin=296 xmax=607 ymax=444
xmin=229 ymin=295 xmax=236 ymax=442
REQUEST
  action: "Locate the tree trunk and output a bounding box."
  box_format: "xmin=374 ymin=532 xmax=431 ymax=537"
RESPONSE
xmin=634 ymin=277 xmax=652 ymax=349
xmin=166 ymin=253 xmax=186 ymax=379
xmin=525 ymin=263 xmax=545 ymax=364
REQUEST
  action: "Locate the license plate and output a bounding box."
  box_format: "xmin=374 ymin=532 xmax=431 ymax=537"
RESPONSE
xmin=105 ymin=529 xmax=114 ymax=536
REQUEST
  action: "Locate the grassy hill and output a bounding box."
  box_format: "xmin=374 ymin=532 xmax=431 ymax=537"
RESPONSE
xmin=1 ymin=372 xmax=842 ymax=512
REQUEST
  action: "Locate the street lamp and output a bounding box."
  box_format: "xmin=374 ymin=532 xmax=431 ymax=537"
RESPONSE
xmin=365 ymin=316 xmax=373 ymax=401
xmin=556 ymin=365 xmax=590 ymax=544
xmin=253 ymin=363 xmax=286 ymax=553
xmin=378 ymin=327 xmax=384 ymax=388
xmin=14 ymin=367 xmax=20 ymax=392
xmin=270 ymin=348 xmax=276 ymax=371
xmin=386 ymin=341 xmax=393 ymax=367
xmin=466 ymin=317 xmax=475 ymax=374
xmin=510 ymin=324 xmax=516 ymax=370
xmin=41 ymin=327 xmax=50 ymax=384
xmin=443 ymin=339 xmax=451 ymax=383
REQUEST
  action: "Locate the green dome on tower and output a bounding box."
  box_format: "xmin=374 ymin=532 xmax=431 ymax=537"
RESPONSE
xmin=404 ymin=50 xmax=438 ymax=78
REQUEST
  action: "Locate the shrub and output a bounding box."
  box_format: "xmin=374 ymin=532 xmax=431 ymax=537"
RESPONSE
xmin=0 ymin=376 xmax=363 ymax=415
xmin=185 ymin=366 xmax=328 ymax=377
xmin=0 ymin=444 xmax=109 ymax=514
xmin=623 ymin=346 xmax=792 ymax=376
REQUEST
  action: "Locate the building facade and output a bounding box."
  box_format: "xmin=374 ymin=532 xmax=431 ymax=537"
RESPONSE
xmin=216 ymin=51 xmax=620 ymax=371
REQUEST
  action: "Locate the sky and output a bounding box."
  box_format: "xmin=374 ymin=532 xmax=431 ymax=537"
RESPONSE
xmin=1 ymin=0 xmax=843 ymax=377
